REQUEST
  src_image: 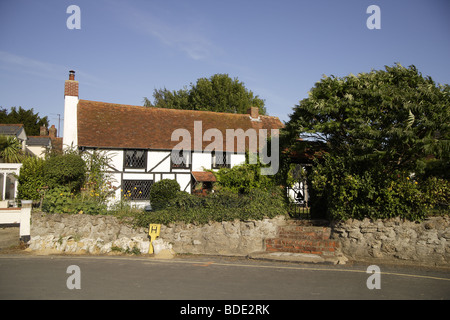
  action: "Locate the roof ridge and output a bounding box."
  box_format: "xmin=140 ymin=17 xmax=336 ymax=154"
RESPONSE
xmin=79 ymin=99 xmax=280 ymax=119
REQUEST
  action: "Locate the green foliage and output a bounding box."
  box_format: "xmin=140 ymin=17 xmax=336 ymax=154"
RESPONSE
xmin=134 ymin=187 xmax=287 ymax=227
xmin=143 ymin=88 xmax=190 ymax=110
xmin=282 ymin=64 xmax=449 ymax=221
xmin=149 ymin=179 xmax=181 ymax=211
xmin=421 ymin=177 xmax=450 ymax=213
xmin=41 ymin=186 xmax=74 ymax=214
xmin=136 ymin=159 xmax=286 ymax=226
xmin=44 ymin=153 xmax=86 ymax=192
xmin=0 ymin=135 xmax=25 ymax=163
xmin=17 ymin=156 xmax=46 ymax=200
xmin=283 ymin=64 xmax=449 ymax=174
xmin=309 ymin=154 xmax=449 ymax=221
xmin=144 ymin=73 xmax=266 ymax=115
xmin=42 ymin=186 xmax=107 ymax=215
xmin=81 ymin=150 xmax=116 ymax=202
xmin=211 ymin=163 xmax=275 ymax=194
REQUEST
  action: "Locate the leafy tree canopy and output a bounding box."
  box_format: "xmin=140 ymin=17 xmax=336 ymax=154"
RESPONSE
xmin=283 ymin=63 xmax=450 ymax=175
xmin=0 ymin=106 xmax=49 ymax=136
xmin=144 ymin=73 xmax=267 ymax=115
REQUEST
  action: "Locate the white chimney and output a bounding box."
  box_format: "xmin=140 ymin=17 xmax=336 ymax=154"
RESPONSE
xmin=63 ymin=70 xmax=79 ymax=150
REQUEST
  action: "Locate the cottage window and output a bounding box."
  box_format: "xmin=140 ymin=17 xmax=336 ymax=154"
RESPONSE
xmin=212 ymin=151 xmax=230 ymax=169
xmin=124 ymin=149 xmax=147 ymax=169
xmin=122 ymin=180 xmax=153 ymax=200
xmin=171 ymin=150 xmax=189 ymax=168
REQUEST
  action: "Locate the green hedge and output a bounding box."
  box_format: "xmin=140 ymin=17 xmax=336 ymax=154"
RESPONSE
xmin=134 ymin=187 xmax=288 ymax=227
xmin=309 ymin=154 xmax=450 ymax=221
xmin=17 ymin=156 xmax=46 ymax=201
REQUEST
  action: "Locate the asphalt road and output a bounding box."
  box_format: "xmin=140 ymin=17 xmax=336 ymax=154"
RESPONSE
xmin=1 ymin=254 xmax=449 ymax=303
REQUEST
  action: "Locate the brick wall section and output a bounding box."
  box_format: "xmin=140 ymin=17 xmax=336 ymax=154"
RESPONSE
xmin=265 ymin=238 xmax=338 ymax=255
xmin=264 ymin=222 xmax=340 ymax=256
xmin=64 ymin=80 xmax=79 ymax=96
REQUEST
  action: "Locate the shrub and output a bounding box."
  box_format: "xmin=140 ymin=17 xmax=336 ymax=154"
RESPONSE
xmin=17 ymin=156 xmax=47 ymax=200
xmin=82 ymin=150 xmax=116 ymax=203
xmin=211 ymin=163 xmax=274 ymax=194
xmin=149 ymin=179 xmax=181 ymax=210
xmin=41 ymin=186 xmax=74 ymax=214
xmin=134 ymin=187 xmax=287 ymax=227
xmin=308 ymin=154 xmax=449 ymax=221
xmin=0 ymin=135 xmax=25 ymax=163
xmin=42 ymin=186 xmax=107 ymax=215
xmin=422 ymin=177 xmax=450 ymax=214
xmin=44 ymin=153 xmax=86 ymax=192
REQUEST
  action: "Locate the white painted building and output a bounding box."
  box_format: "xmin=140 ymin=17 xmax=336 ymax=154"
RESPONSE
xmin=62 ymin=71 xmax=284 ymax=207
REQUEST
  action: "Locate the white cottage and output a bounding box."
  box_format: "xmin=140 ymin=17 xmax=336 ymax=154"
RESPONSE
xmin=62 ymin=71 xmax=284 ymax=207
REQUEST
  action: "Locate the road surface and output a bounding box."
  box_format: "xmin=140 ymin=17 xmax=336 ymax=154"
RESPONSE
xmin=1 ymin=254 xmax=449 ymax=303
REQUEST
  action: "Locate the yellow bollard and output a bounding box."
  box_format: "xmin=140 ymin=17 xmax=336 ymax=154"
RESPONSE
xmin=148 ymin=224 xmax=161 ymax=254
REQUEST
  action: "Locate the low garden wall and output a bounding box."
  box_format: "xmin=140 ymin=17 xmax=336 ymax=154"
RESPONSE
xmin=27 ymin=212 xmax=450 ymax=267
xmin=28 ymin=212 xmax=285 ymax=256
xmin=331 ymin=216 xmax=450 ymax=267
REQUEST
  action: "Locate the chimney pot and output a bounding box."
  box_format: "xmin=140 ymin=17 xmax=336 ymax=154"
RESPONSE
xmin=247 ymin=107 xmax=259 ymax=120
xmin=65 ymin=70 xmax=79 ymax=97
xmin=49 ymin=125 xmax=57 ymax=138
xmin=40 ymin=126 xmax=48 ymax=136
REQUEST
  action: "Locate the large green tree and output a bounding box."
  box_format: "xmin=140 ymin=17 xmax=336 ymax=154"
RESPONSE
xmin=144 ymin=74 xmax=266 ymax=115
xmin=0 ymin=106 xmax=49 ymax=136
xmin=282 ymin=64 xmax=450 ymax=220
xmin=283 ymin=63 xmax=449 ymax=175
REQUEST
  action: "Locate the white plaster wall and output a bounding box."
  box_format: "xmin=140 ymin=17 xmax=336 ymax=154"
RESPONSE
xmin=62 ymin=96 xmax=79 ymax=150
xmin=26 ymin=146 xmax=46 ymax=159
xmin=122 ymin=173 xmax=153 ymax=180
xmin=148 ymin=151 xmax=170 ymax=172
xmin=104 ymin=150 xmax=123 ymax=172
xmin=161 ymin=173 xmax=175 ymax=180
xmin=230 ymin=153 xmax=246 ymax=167
xmin=109 ymin=172 xmax=122 ymax=204
xmin=176 ymin=173 xmax=192 ymax=193
xmin=192 ymin=152 xmax=212 ymax=171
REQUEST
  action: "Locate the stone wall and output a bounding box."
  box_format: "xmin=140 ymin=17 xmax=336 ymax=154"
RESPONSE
xmin=160 ymin=217 xmax=284 ymax=255
xmin=29 ymin=213 xmax=150 ymax=255
xmin=27 ymin=212 xmax=450 ymax=267
xmin=331 ymin=216 xmax=450 ymax=267
xmin=28 ymin=212 xmax=286 ymax=256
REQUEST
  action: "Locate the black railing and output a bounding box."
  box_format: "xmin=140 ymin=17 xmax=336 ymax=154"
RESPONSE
xmin=288 ymin=202 xmax=311 ymax=220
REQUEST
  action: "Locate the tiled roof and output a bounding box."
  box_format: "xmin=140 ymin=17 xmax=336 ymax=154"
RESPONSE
xmin=27 ymin=136 xmax=51 ymax=146
xmin=192 ymin=171 xmax=217 ymax=182
xmin=0 ymin=124 xmax=24 ymax=136
xmin=77 ymin=100 xmax=284 ymax=152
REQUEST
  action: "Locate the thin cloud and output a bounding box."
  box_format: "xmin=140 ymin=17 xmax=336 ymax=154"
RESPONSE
xmin=0 ymin=51 xmax=103 ymax=86
xmin=0 ymin=50 xmax=64 ymax=80
xmin=112 ymin=2 xmax=221 ymax=60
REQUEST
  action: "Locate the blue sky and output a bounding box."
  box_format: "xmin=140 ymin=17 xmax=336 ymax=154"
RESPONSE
xmin=0 ymin=0 xmax=449 ymax=135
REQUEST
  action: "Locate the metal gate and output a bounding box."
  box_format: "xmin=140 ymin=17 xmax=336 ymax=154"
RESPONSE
xmin=286 ymin=164 xmax=311 ymax=219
